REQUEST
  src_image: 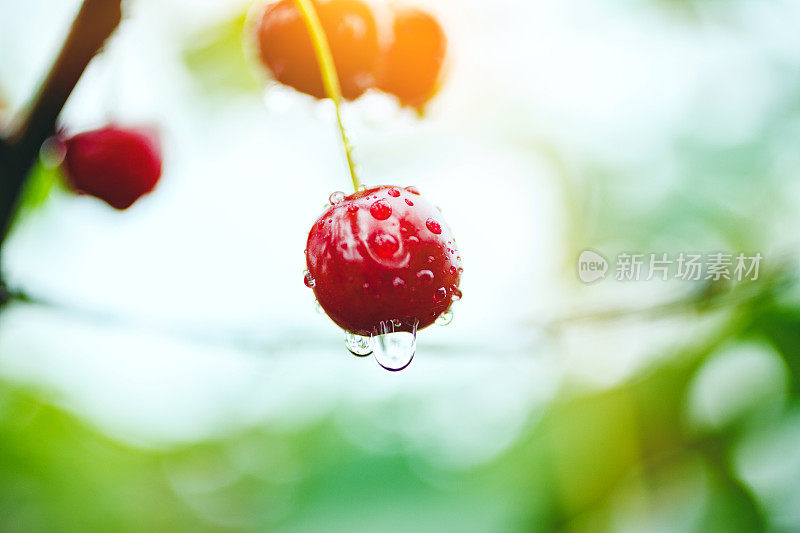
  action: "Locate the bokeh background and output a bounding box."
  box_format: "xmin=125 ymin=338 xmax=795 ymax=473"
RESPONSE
xmin=2 ymin=0 xmax=800 ymax=530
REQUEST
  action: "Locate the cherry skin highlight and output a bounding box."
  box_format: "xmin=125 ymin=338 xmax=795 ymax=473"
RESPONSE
xmin=256 ymin=0 xmax=379 ymax=100
xmin=62 ymin=126 xmax=162 ymax=210
xmin=305 ymin=186 xmax=462 ymax=336
xmin=376 ymin=7 xmax=447 ymax=110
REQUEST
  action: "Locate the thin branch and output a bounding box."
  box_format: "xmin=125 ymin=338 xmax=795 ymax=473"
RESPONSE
xmin=0 ymin=0 xmax=122 ymax=254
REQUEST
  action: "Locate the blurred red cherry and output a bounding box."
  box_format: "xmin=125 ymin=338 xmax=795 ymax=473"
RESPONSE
xmin=63 ymin=126 xmax=162 ymax=210
xmin=256 ymin=0 xmax=379 ymax=100
xmin=376 ymin=7 xmax=447 ymax=110
xmin=305 ymin=186 xmax=462 ymax=336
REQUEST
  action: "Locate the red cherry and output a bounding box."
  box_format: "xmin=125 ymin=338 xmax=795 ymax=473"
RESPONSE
xmin=63 ymin=126 xmax=162 ymax=210
xmin=256 ymin=0 xmax=379 ymax=100
xmin=305 ymin=186 xmax=462 ymax=336
xmin=376 ymin=7 xmax=447 ymax=110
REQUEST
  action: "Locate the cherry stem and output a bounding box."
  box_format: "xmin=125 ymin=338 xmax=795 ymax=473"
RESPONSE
xmin=292 ymin=0 xmax=360 ymax=192
xmin=0 ymin=0 xmax=122 ymax=300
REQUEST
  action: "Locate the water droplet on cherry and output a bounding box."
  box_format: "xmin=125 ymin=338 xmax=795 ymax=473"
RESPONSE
xmin=387 ymin=188 xmax=400 ymax=197
xmin=329 ymin=191 xmax=345 ymax=205
xmin=392 ymin=277 xmax=406 ymax=289
xmin=405 ymin=199 xmax=414 ymax=206
xmin=372 ymin=233 xmax=399 ymax=258
xmin=370 ymin=200 xmax=392 ymax=220
xmin=417 ymin=270 xmax=434 ymax=283
xmin=303 ymin=270 xmax=315 ymax=288
xmin=426 ymin=218 xmax=442 ymax=234
xmin=433 ymin=287 xmax=447 ymax=303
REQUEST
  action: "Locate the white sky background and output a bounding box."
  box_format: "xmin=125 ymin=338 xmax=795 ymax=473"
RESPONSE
xmin=1 ymin=0 xmax=800 ymax=461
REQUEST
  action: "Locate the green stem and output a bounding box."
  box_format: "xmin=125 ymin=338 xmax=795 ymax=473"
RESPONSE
xmin=293 ymin=0 xmax=360 ymax=192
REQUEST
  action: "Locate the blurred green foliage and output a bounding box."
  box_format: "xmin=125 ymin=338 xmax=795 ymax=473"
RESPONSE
xmin=2 ymin=268 xmax=798 ymax=530
xmin=183 ymin=12 xmax=261 ymax=97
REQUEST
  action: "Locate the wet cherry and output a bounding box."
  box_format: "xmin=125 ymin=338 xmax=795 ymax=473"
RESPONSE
xmin=256 ymin=0 xmax=379 ymax=100
xmin=62 ymin=126 xmax=162 ymax=210
xmin=305 ymin=186 xmax=461 ymax=336
xmin=376 ymin=7 xmax=447 ymax=110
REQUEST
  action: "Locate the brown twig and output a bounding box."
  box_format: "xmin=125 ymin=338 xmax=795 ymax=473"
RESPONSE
xmin=0 ymin=0 xmax=122 ymax=292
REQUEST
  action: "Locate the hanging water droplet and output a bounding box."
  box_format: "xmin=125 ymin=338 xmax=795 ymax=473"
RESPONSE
xmin=436 ymin=310 xmax=453 ymax=326
xmin=345 ymin=332 xmax=373 ymax=357
xmin=358 ymin=184 xmax=368 ymax=191
xmin=452 ymin=288 xmax=463 ymax=301
xmin=329 ymin=191 xmax=345 ymax=205
xmin=303 ymin=270 xmax=315 ymax=288
xmin=314 ymin=300 xmax=324 ymax=314
xmin=372 ymin=320 xmax=417 ymax=372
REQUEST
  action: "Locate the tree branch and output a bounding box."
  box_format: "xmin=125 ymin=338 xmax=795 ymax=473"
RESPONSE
xmin=0 ymin=0 xmax=122 ymax=265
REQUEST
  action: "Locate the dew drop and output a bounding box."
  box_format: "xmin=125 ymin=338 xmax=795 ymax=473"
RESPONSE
xmin=39 ymin=137 xmax=67 ymax=168
xmin=405 ymin=186 xmax=421 ymax=195
xmin=426 ymin=218 xmax=442 ymax=234
xmin=407 ymin=236 xmax=420 ymax=245
xmin=345 ymin=332 xmax=373 ymax=357
xmin=358 ymin=184 xmax=367 ymax=191
xmin=370 ymin=200 xmax=392 ymax=220
xmin=303 ymin=270 xmax=315 ymax=288
xmin=329 ymin=191 xmax=345 ymax=205
xmin=433 ymin=287 xmax=447 ymax=303
xmin=392 ymin=277 xmax=406 ymax=289
xmin=387 ymin=188 xmax=400 ymax=197
xmin=405 ymin=199 xmax=414 ymax=206
xmin=449 ymin=266 xmax=458 ymax=275
xmin=436 ymin=310 xmax=453 ymax=325
xmin=417 ymin=270 xmax=434 ymax=283
xmin=452 ymin=288 xmax=463 ymax=301
xmin=427 ymin=255 xmax=435 ymax=263
xmin=372 ymin=320 xmax=416 ymax=372
xmin=372 ymin=233 xmax=399 ymax=258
